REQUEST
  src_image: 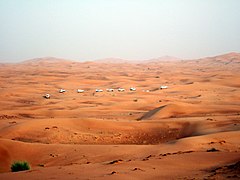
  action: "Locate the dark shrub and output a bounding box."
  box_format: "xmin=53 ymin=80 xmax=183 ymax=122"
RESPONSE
xmin=11 ymin=161 xmax=30 ymax=172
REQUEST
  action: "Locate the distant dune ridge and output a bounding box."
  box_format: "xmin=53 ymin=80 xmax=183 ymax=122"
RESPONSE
xmin=197 ymin=52 xmax=240 ymax=64
xmin=20 ymin=57 xmax=75 ymax=65
xmin=90 ymin=57 xmax=130 ymax=64
xmin=0 ymin=52 xmax=239 ymax=179
xmin=8 ymin=52 xmax=240 ymax=65
xmin=142 ymin=55 xmax=181 ymax=63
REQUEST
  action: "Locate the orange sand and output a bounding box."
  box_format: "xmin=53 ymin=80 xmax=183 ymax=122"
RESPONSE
xmin=0 ymin=53 xmax=239 ymax=179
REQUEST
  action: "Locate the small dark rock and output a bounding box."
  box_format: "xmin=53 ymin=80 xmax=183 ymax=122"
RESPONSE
xmin=207 ymin=148 xmax=219 ymax=152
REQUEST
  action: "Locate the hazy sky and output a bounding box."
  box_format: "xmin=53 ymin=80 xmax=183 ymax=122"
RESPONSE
xmin=0 ymin=0 xmax=240 ymax=62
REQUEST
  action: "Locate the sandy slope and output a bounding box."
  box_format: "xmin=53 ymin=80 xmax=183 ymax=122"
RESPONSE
xmin=0 ymin=53 xmax=240 ymax=179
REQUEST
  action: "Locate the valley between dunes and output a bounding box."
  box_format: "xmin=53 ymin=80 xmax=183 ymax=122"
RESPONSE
xmin=0 ymin=53 xmax=240 ymax=179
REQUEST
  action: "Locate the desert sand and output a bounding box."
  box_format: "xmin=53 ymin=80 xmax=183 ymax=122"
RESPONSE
xmin=0 ymin=53 xmax=239 ymax=179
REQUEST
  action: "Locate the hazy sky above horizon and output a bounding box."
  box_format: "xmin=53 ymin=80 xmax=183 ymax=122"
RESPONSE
xmin=0 ymin=0 xmax=240 ymax=62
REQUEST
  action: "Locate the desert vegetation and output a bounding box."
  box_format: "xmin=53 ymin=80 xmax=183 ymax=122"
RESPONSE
xmin=11 ymin=161 xmax=30 ymax=172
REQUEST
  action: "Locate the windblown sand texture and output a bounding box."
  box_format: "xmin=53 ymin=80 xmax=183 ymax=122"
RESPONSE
xmin=0 ymin=53 xmax=240 ymax=179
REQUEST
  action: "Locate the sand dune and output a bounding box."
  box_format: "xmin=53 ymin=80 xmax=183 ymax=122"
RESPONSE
xmin=0 ymin=53 xmax=239 ymax=179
